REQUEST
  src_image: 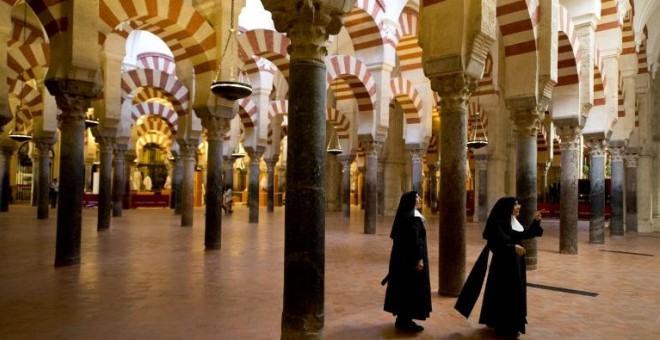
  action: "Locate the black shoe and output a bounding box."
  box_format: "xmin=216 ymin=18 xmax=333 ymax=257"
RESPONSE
xmin=395 ymin=318 xmax=424 ymax=332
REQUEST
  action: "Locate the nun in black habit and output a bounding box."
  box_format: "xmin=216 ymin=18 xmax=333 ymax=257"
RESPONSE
xmin=382 ymin=191 xmax=432 ymax=332
xmin=454 ymin=196 xmax=543 ymax=337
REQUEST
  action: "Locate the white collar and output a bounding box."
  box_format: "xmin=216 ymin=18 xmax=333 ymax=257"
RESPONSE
xmin=415 ymin=209 xmax=426 ymax=223
xmin=511 ymin=216 xmax=524 ymax=231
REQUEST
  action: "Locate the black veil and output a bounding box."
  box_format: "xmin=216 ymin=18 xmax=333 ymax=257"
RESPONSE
xmin=390 ymin=191 xmax=418 ymax=238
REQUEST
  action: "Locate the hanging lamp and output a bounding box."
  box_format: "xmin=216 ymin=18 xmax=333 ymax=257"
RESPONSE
xmin=231 ymin=140 xmax=246 ymax=159
xmin=467 ymin=92 xmax=488 ymax=149
xmin=9 ymin=4 xmax=32 ymax=143
xmin=210 ymin=0 xmax=252 ymax=101
xmin=326 ymin=128 xmax=342 ymax=155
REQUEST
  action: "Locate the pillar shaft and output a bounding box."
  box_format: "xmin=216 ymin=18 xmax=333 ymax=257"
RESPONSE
xmin=266 ymin=156 xmax=278 ymax=213
xmin=247 ymin=149 xmax=263 ymax=223
xmin=338 ymin=155 xmax=352 ymax=217
xmin=609 ymin=146 xmax=625 ymax=236
xmin=54 ymin=105 xmax=87 ymax=266
xmin=474 ymin=154 xmax=488 ymax=222
xmin=31 ymin=152 xmax=39 ymax=206
xmin=173 ymin=156 xmax=183 ymax=214
xmin=35 ymin=140 xmax=54 ymax=219
xmin=624 ymin=154 xmax=638 ymax=233
xmin=410 ymin=149 xmax=423 ymax=194
xmin=433 ymin=72 xmax=473 ymax=296
xmin=363 ymin=142 xmax=380 ymax=234
xmin=204 ymin=127 xmax=224 ymax=249
xmin=428 ymin=163 xmax=438 ymax=213
xmin=112 ymin=145 xmax=126 ymax=217
xmin=97 ymin=141 xmax=114 ymax=231
xmin=557 ymin=126 xmax=580 ymax=254
xmin=180 ymin=142 xmax=196 ymax=227
xmin=588 ymin=140 xmax=607 ymax=244
xmin=513 ymin=112 xmax=540 ymax=270
xmin=0 ymin=147 xmax=15 ymax=212
xmin=376 ymin=158 xmax=384 ymax=216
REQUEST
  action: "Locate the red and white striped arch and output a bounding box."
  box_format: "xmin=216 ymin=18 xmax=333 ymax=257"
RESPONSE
xmin=325 ymin=55 xmax=377 ymax=114
xmin=135 ymin=132 xmax=173 ymax=154
xmin=475 ymin=53 xmax=497 ymax=96
xmin=8 ymin=16 xmax=44 ymax=49
xmin=344 ymin=0 xmax=386 ymax=52
xmin=426 ymin=135 xmax=437 ymax=155
xmin=395 ymin=6 xmax=422 ymax=73
xmin=25 ymin=0 xmax=68 ymax=38
xmin=137 ymin=52 xmax=176 ymax=75
xmin=7 ymin=43 xmax=49 ymax=90
xmin=638 ymin=32 xmax=648 ymax=75
xmin=326 ymin=107 xmax=351 ymax=139
xmin=556 ymin=4 xmax=581 ymax=87
xmin=593 ymin=48 xmax=605 ymax=107
xmin=136 ymin=115 xmax=175 ymax=139
xmin=131 ymin=102 xmax=178 ymax=132
xmin=237 ymin=29 xmax=290 ymax=80
xmin=132 ymin=87 xmax=171 ymax=105
xmin=121 ymin=68 xmax=189 ymax=117
xmin=496 ymin=0 xmax=540 ymax=58
xmin=98 ymin=0 xmax=216 ymax=74
xmin=11 ymin=80 xmax=42 ymax=118
xmin=621 ymin=16 xmax=635 ymax=56
xmin=269 ymin=99 xmax=288 ymax=120
xmin=237 ymin=96 xmax=258 ymax=129
xmin=597 ymin=0 xmax=622 ymax=33
xmin=467 ymin=101 xmax=488 ymax=142
xmin=390 ymin=76 xmax=422 ymax=124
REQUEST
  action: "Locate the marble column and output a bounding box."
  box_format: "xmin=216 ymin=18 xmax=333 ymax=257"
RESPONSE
xmin=427 ymin=163 xmax=438 ymax=214
xmin=48 ymin=79 xmax=99 ymax=266
xmin=432 ymin=72 xmax=473 ymax=296
xmin=203 ymin=118 xmax=229 ymax=250
xmin=224 ymin=155 xmax=234 ymax=190
xmin=173 ymin=155 xmax=184 ymax=215
xmin=624 ymin=154 xmax=638 ymax=233
xmin=125 ymin=151 xmax=136 ymax=210
xmin=112 ymin=144 xmax=126 ymax=217
xmin=337 ymin=154 xmax=352 ymax=217
xmin=363 ymin=141 xmax=381 ymax=234
xmin=97 ymin=140 xmax=114 ymax=231
xmin=35 ymin=139 xmax=55 ymax=219
xmin=410 ymin=149 xmax=423 ymax=194
xmin=84 ymin=160 xmax=94 ymax=193
xmin=474 ymin=154 xmax=488 ymax=222
xmin=180 ymin=142 xmax=196 ymax=227
xmin=608 ymin=144 xmax=625 ymax=236
xmin=377 ymin=158 xmax=385 ymax=216
xmin=587 ymin=139 xmax=607 ymax=244
xmin=511 ymin=108 xmax=540 ymax=269
xmin=277 ymin=163 xmax=286 ymax=206
xmin=0 ymin=146 xmax=16 ymax=212
xmin=261 ymin=1 xmax=352 ymax=337
xmin=557 ymin=125 xmax=581 ymax=254
xmin=266 ymin=155 xmax=278 ymax=213
xmin=30 ymin=149 xmax=39 ymax=206
xmin=246 ymin=148 xmax=263 ymax=223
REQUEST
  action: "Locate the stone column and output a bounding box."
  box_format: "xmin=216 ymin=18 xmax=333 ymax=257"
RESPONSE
xmin=47 ymin=79 xmax=99 ymax=266
xmin=410 ymin=148 xmax=423 ymax=194
xmin=432 ymin=72 xmax=473 ymax=296
xmin=587 ymin=139 xmax=607 ymax=244
xmin=427 ymin=163 xmax=438 ymax=213
xmin=557 ymin=125 xmax=581 ymax=254
xmin=474 ymin=154 xmax=488 ymax=222
xmin=84 ymin=159 xmax=94 ymax=193
xmin=35 ymin=139 xmax=55 ymax=219
xmin=97 ymin=140 xmax=114 ymax=231
xmin=246 ymin=148 xmax=264 ymax=223
xmin=624 ymin=153 xmax=638 ymax=233
xmin=377 ymin=158 xmax=385 ymax=216
xmin=0 ymin=145 xmax=16 ymax=212
xmin=265 ymin=155 xmax=279 ymax=213
xmin=180 ymin=141 xmax=196 ymax=227
xmin=171 ymin=155 xmax=183 ymax=213
xmin=125 ymin=151 xmax=136 ymax=210
xmin=511 ymin=105 xmax=540 ymax=269
xmin=203 ymin=117 xmax=229 ymax=250
xmin=224 ymin=155 xmax=234 ymax=190
xmin=30 ymin=147 xmax=39 ymax=206
xmin=608 ymin=144 xmax=625 ymax=236
xmin=637 ymin=75 xmax=655 ymax=232
xmin=261 ymin=1 xmax=353 ymax=337
xmin=363 ymin=141 xmax=382 ymax=234
xmin=112 ymin=144 xmax=126 ymax=217
xmin=337 ymin=154 xmax=352 ymax=217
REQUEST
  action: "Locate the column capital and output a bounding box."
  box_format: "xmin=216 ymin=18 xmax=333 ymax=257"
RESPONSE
xmin=608 ymin=145 xmax=625 ymax=162
xmin=409 ymin=148 xmax=423 ymax=164
xmin=202 ymin=116 xmax=231 ymax=141
xmin=623 ymin=153 xmax=638 ymax=167
xmin=431 ymin=72 xmax=477 ymax=111
xmin=246 ymin=148 xmax=264 ymax=164
xmin=336 ymin=153 xmax=355 ymax=165
xmin=178 ymin=141 xmax=198 ymax=160
xmin=265 ymin=155 xmax=279 ymax=168
xmin=362 ymin=141 xmax=382 ymax=158
xmin=556 ymin=125 xmax=582 ymax=152
xmin=46 ymin=79 xmax=100 ymax=118
xmin=586 ymin=138 xmax=608 ymax=156
xmin=263 ymin=0 xmax=353 ymax=61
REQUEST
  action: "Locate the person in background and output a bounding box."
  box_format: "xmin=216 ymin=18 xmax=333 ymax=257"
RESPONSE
xmin=382 ymin=191 xmax=432 ymax=333
xmin=223 ymin=186 xmax=233 ymax=214
xmin=49 ymin=178 xmax=59 ymax=208
xmin=455 ymin=196 xmax=543 ymax=337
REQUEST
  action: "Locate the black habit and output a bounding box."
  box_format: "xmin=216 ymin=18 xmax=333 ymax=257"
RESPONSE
xmin=383 ymin=191 xmax=432 ymax=321
xmin=455 ymin=196 xmax=543 ymax=335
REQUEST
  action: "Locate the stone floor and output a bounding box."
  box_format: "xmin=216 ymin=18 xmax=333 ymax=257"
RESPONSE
xmin=0 ymin=203 xmax=659 ymax=339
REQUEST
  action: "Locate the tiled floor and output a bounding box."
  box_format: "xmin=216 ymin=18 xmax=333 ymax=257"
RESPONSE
xmin=1 ymin=204 xmax=659 ymax=339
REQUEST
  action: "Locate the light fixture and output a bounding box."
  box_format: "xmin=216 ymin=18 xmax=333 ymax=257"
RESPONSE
xmin=9 ymin=4 xmax=32 ymax=143
xmin=326 ymin=128 xmax=342 ymax=155
xmin=231 ymin=141 xmax=246 ymax=159
xmin=85 ymin=113 xmax=99 ymax=129
xmin=467 ymin=91 xmax=488 ymax=149
xmin=210 ymin=0 xmax=252 ymax=101
xmin=326 ymin=34 xmax=342 ymax=155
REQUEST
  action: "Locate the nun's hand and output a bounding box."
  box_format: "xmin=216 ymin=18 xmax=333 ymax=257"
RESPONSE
xmin=514 ymin=245 xmax=526 ymax=256
xmin=534 ymin=211 xmax=542 ymax=221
